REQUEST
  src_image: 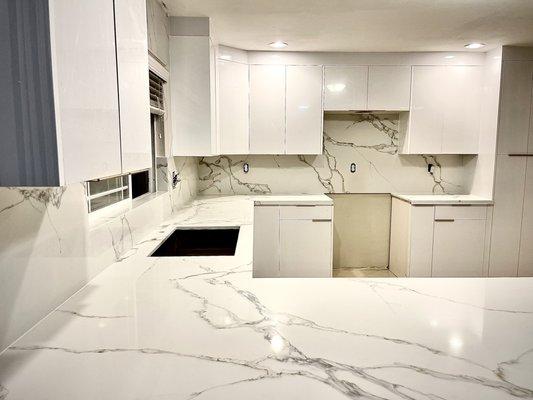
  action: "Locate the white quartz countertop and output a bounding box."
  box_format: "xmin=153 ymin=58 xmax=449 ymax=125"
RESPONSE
xmin=392 ymin=193 xmax=494 ymax=205
xmin=253 ymin=194 xmax=333 ymax=206
xmin=1 ymin=195 xmax=531 ymax=400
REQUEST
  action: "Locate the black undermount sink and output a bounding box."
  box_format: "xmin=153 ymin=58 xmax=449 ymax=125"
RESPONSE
xmin=150 ymin=227 xmax=240 ymax=257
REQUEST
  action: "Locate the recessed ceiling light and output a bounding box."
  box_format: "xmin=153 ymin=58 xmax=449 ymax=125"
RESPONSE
xmin=464 ymin=43 xmax=486 ymax=49
xmin=269 ymin=41 xmax=288 ymax=49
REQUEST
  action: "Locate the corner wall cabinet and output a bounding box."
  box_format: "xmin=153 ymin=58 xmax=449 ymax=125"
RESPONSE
xmin=0 ymin=0 xmax=150 ymax=186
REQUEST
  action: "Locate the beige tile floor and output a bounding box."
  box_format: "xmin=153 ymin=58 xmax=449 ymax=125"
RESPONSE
xmin=333 ymin=267 xmax=397 ymax=278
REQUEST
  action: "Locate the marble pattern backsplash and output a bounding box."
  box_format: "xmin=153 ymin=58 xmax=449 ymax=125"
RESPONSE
xmin=0 ymin=156 xmax=197 ymax=352
xmin=199 ymin=114 xmax=470 ymax=195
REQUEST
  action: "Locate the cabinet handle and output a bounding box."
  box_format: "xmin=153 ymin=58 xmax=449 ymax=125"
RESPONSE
xmin=435 ymin=218 xmax=455 ymax=222
xmin=508 ymin=154 xmax=533 ymax=157
xmin=312 ymin=219 xmax=332 ymax=222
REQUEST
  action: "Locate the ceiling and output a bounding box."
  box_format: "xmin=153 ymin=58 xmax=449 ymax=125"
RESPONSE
xmin=163 ymin=0 xmax=533 ymax=52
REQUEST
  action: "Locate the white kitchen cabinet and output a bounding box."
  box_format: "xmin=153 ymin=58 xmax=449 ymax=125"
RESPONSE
xmin=519 ymin=158 xmax=533 ymax=276
xmin=217 ymin=60 xmax=249 ymax=154
xmin=400 ymin=65 xmax=482 ymax=154
xmin=497 ymin=61 xmax=533 ymax=155
xmin=115 ymin=0 xmax=151 ymax=173
xmin=249 ymin=64 xmax=286 ymax=154
xmin=146 ymin=0 xmax=169 ymax=66
xmin=253 ymin=201 xmax=333 ymax=278
xmin=285 ymin=66 xmax=323 ymax=154
xmin=279 ymin=219 xmax=332 ymax=277
xmin=324 ymin=66 xmax=368 ymax=110
xmin=170 ymin=36 xmax=216 ymax=156
xmin=367 ymin=66 xmax=411 ymax=111
xmin=389 ymin=198 xmax=491 ymax=277
xmin=0 ymin=0 xmax=122 ymax=186
xmin=432 ymin=208 xmax=487 ymax=277
xmin=488 ymin=155 xmax=526 ymax=276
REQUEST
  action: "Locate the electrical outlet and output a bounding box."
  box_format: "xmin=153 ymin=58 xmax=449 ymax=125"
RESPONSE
xmin=243 ymin=163 xmax=250 ymax=173
xmin=427 ymin=163 xmax=434 ymax=174
xmin=350 ymin=163 xmax=357 ymax=173
xmin=172 ymin=171 xmax=180 ymax=188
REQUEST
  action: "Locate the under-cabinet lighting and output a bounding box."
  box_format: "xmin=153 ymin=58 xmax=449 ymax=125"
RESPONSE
xmin=269 ymin=41 xmax=288 ymax=49
xmin=219 ymin=54 xmax=232 ymax=61
xmin=444 ymin=55 xmax=455 ymax=59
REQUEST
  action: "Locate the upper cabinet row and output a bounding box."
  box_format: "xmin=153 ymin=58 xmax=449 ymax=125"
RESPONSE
xmin=324 ymin=65 xmax=411 ymax=111
xmin=219 ymin=62 xmax=323 ymax=155
xmin=0 ymin=0 xmax=151 ymax=186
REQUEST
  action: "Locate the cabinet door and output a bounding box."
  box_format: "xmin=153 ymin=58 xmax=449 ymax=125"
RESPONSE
xmin=432 ymin=219 xmax=486 ymax=277
xmin=489 ymin=155 xmax=526 ymax=276
xmin=519 ymin=158 xmax=533 ymax=276
xmin=368 ymin=66 xmax=411 ymax=111
xmin=279 ymin=219 xmax=332 ymax=277
xmin=146 ymin=0 xmax=169 ymax=66
xmin=51 ymin=0 xmax=121 ymax=183
xmin=441 ymin=66 xmax=482 ymax=154
xmin=407 ymin=66 xmax=445 ymax=154
xmin=285 ymin=65 xmax=323 ymax=155
xmin=253 ymin=206 xmax=280 ymax=278
xmin=324 ymin=66 xmax=368 ymax=110
xmin=497 ymin=61 xmax=533 ymax=155
xmin=115 ymin=0 xmax=151 ymax=173
xmin=249 ymin=65 xmax=285 ymax=154
xmin=218 ymin=60 xmax=249 ymax=154
xmin=170 ymin=36 xmax=214 ymax=156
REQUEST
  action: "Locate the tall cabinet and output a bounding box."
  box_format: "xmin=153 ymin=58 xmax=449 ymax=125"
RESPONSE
xmin=0 ymin=0 xmax=151 ymax=186
xmin=489 ymin=58 xmax=533 ymax=276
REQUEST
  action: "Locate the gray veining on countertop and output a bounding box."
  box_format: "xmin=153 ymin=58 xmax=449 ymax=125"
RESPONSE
xmin=0 ymin=195 xmax=531 ymax=400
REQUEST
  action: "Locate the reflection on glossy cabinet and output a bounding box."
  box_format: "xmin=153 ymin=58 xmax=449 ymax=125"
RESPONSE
xmin=249 ymin=64 xmax=286 ymax=154
xmin=285 ymin=65 xmax=323 ymax=154
xmin=217 ymin=60 xmax=249 ymax=154
xmin=324 ymin=66 xmax=368 ymax=110
xmin=115 ymin=0 xmax=151 ymax=173
xmin=367 ymin=66 xmax=411 ymax=111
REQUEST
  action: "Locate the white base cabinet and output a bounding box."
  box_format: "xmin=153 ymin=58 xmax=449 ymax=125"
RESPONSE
xmin=253 ymin=203 xmax=333 ymax=278
xmin=389 ymin=198 xmax=492 ymax=277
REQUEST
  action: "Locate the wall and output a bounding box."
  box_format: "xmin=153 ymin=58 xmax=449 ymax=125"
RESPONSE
xmin=0 ymin=156 xmax=197 ymax=352
xmin=199 ymin=113 xmax=469 ymax=195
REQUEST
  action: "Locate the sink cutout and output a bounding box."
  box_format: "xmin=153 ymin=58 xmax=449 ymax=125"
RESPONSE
xmin=150 ymin=227 xmax=240 ymax=257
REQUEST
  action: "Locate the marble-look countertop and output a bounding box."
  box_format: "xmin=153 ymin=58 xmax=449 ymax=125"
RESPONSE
xmin=253 ymin=194 xmax=333 ymax=206
xmin=392 ymin=194 xmax=494 ymax=205
xmin=1 ymin=195 xmax=532 ymax=400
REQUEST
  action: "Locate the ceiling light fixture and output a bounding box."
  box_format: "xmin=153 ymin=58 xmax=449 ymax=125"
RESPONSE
xmin=464 ymin=42 xmax=486 ymax=49
xmin=444 ymin=55 xmax=455 ymax=59
xmin=269 ymin=41 xmax=288 ymax=49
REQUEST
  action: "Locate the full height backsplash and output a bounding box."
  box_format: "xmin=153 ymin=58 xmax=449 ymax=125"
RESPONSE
xmin=199 ymin=113 xmax=470 ymax=195
xmin=0 ymin=156 xmax=197 ymax=352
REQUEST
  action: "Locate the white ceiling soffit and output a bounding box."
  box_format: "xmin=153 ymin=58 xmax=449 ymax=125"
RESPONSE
xmin=164 ymin=0 xmax=533 ymax=52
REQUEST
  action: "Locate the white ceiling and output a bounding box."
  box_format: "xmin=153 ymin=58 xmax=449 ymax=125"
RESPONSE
xmin=164 ymin=0 xmax=533 ymax=52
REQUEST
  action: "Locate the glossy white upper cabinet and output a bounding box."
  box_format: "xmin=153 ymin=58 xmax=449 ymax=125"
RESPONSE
xmin=367 ymin=66 xmax=411 ymax=111
xmin=217 ymin=60 xmax=249 ymax=154
xmin=519 ymin=158 xmax=533 ymax=276
xmin=401 ymin=65 xmax=482 ymax=154
xmin=146 ymin=0 xmax=169 ymax=66
xmin=285 ymin=66 xmax=323 ymax=154
xmin=51 ymin=0 xmax=122 ymax=184
xmin=115 ymin=0 xmax=151 ymax=173
xmin=324 ymin=66 xmax=368 ymax=110
xmin=170 ymin=36 xmax=216 ymax=156
xmin=497 ymin=61 xmax=533 ymax=155
xmin=249 ymin=65 xmax=286 ymax=154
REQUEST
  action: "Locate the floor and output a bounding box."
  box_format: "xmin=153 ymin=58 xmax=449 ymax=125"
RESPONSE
xmin=333 ymin=267 xmax=397 ymax=278
xmin=1 ymin=195 xmax=533 ymax=400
